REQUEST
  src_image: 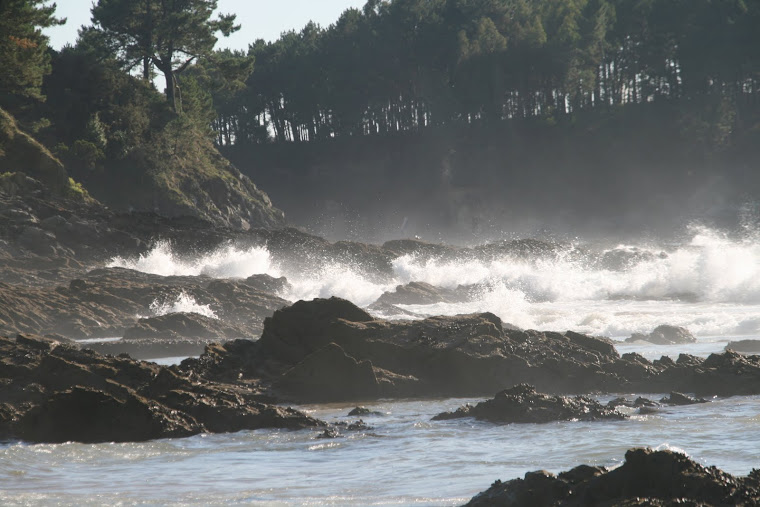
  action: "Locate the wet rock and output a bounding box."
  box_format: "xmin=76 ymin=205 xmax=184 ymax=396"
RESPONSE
xmin=606 ymin=396 xmax=658 ymax=410
xmin=466 ymin=448 xmax=759 ymax=506
xmin=432 ymin=384 xmax=625 ymax=424
xmin=186 ymin=298 xmax=760 ymax=402
xmin=122 ymin=312 xmax=247 ymax=341
xmin=660 ymin=391 xmax=708 ymax=405
xmin=372 ymin=281 xmax=470 ymax=306
xmin=0 ymin=267 xmax=286 ymax=345
xmin=626 ymin=324 xmax=697 ymax=345
xmin=348 ymin=406 xmax=384 ymax=417
xmin=0 ymin=334 xmax=322 ymax=443
xmin=242 ymin=274 xmax=290 ymax=294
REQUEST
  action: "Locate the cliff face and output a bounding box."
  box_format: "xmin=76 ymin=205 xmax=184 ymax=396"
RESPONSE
xmin=76 ymin=122 xmax=285 ymax=231
xmin=0 ymin=107 xmax=284 ymax=230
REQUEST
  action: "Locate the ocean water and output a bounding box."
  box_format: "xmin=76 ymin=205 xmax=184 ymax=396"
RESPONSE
xmin=3 ymin=225 xmax=760 ymax=505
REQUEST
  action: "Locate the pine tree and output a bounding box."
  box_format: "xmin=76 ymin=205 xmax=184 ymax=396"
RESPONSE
xmin=92 ymin=0 xmax=239 ymax=112
xmin=0 ymin=0 xmax=64 ymax=113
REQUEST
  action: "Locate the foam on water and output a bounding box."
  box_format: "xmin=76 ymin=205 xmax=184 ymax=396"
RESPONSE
xmin=106 ymin=226 xmax=760 ymax=338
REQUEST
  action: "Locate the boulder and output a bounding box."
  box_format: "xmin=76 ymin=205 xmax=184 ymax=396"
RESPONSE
xmin=466 ymin=448 xmax=759 ymax=506
xmin=660 ymin=391 xmax=708 ymax=405
xmin=626 ymin=324 xmax=696 ymax=345
xmin=432 ymin=384 xmax=625 ymax=424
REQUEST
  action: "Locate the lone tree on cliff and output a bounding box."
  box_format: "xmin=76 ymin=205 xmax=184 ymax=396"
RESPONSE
xmin=0 ymin=0 xmax=64 ymax=114
xmin=91 ymin=0 xmax=239 ymax=113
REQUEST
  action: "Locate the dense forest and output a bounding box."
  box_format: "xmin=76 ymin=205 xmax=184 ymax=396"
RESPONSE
xmin=2 ymin=0 xmax=760 ymax=239
xmin=207 ymin=0 xmax=760 ymax=147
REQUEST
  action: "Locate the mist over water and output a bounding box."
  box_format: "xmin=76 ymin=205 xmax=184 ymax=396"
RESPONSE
xmin=106 ymin=224 xmax=760 ymax=340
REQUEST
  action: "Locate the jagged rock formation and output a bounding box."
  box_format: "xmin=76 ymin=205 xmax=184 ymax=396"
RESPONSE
xmin=0 ymin=267 xmax=287 ymax=342
xmin=465 ymin=448 xmax=760 ymax=506
xmin=183 ymin=297 xmax=760 ymax=403
xmin=0 ymin=334 xmax=321 ymax=443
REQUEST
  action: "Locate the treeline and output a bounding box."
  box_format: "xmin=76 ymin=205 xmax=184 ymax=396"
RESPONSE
xmin=206 ymin=0 xmax=760 ymax=145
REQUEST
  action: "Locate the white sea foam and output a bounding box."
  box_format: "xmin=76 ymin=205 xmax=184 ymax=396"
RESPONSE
xmin=149 ymin=292 xmax=217 ymax=319
xmin=107 ymin=226 xmax=760 ymax=338
xmin=108 ymin=240 xmax=277 ymax=278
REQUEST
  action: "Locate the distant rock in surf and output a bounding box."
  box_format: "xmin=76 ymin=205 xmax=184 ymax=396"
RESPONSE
xmin=432 ymin=384 xmax=625 ymax=424
xmin=726 ymin=339 xmax=760 ymax=354
xmin=626 ymin=324 xmax=697 ymax=345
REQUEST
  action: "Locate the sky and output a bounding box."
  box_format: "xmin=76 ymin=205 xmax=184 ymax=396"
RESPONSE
xmin=44 ymin=0 xmax=367 ymax=50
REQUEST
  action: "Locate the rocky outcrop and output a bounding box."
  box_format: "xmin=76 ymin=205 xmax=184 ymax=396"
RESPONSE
xmin=0 ymin=334 xmax=321 ymax=443
xmin=626 ymin=324 xmax=696 ymax=345
xmin=122 ymin=312 xmax=246 ymax=341
xmin=184 ymin=297 xmax=760 ymax=403
xmin=432 ymin=384 xmax=625 ymax=423
xmin=465 ymin=448 xmax=760 ymax=506
xmin=372 ymin=281 xmax=471 ymax=306
xmin=0 ymin=267 xmax=287 ymax=344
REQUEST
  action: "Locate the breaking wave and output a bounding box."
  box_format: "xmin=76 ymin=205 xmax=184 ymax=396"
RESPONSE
xmin=107 ymin=225 xmax=760 ymax=338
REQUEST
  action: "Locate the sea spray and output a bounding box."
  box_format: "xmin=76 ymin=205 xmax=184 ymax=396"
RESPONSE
xmin=108 ymin=240 xmax=278 ymax=278
xmin=107 ymin=226 xmax=760 ymax=338
xmin=149 ymin=292 xmax=218 ymax=319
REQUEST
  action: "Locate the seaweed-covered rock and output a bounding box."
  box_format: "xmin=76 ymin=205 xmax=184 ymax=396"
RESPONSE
xmin=432 ymin=384 xmax=625 ymax=423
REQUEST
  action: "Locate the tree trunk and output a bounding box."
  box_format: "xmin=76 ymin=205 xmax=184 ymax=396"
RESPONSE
xmin=164 ymin=68 xmax=177 ymax=112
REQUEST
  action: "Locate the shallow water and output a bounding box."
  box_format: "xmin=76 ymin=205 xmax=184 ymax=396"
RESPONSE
xmin=2 ymin=392 xmax=760 ymax=506
xmin=3 ymin=225 xmax=760 ymax=504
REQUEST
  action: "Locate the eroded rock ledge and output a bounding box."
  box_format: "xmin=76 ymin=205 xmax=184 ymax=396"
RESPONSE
xmin=465 ymin=448 xmax=760 ymax=506
xmin=0 ymin=334 xmax=321 ymax=444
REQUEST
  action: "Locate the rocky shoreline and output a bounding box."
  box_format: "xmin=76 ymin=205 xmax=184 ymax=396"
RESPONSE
xmin=465 ymin=448 xmax=760 ymax=506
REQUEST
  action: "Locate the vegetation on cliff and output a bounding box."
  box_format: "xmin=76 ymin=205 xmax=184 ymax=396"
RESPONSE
xmin=0 ymin=0 xmax=283 ymax=229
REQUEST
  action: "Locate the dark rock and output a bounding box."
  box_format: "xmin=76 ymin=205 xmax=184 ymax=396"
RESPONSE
xmin=466 ymin=448 xmax=759 ymax=506
xmin=185 ymin=297 xmax=760 ymax=402
xmin=660 ymin=391 xmax=709 ymax=405
xmin=276 ymin=343 xmax=379 ymax=403
xmin=348 ymin=406 xmax=384 ymax=417
xmin=0 ymin=267 xmax=286 ymax=345
xmin=122 ymin=312 xmax=247 ymax=341
xmin=0 ymin=334 xmax=322 ymax=443
xmin=242 ymin=274 xmax=290 ymax=294
xmin=432 ymin=384 xmax=625 ymax=424
xmin=626 ymin=324 xmax=697 ymax=345
xmin=372 ymin=281 xmax=470 ymax=306
xmin=315 ymin=428 xmax=339 ymax=439
xmin=606 ymin=396 xmax=658 ymax=409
